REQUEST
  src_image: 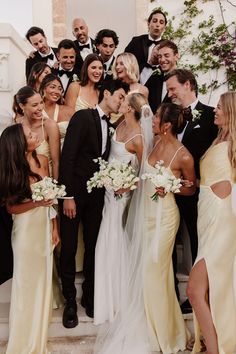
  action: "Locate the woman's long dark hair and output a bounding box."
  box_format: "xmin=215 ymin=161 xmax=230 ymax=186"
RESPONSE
xmin=39 ymin=74 xmax=64 ymax=104
xmin=27 ymin=62 xmax=51 ymax=91
xmin=80 ymin=53 xmax=104 ymax=87
xmin=0 ymin=124 xmax=41 ymax=205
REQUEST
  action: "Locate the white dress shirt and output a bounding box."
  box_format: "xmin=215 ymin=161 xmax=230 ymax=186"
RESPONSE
xmin=58 ymin=65 xmax=73 ymax=92
xmin=40 ymin=48 xmax=57 ymax=67
xmin=79 ymin=38 xmax=94 ymax=61
xmin=96 ymin=105 xmax=108 ymax=155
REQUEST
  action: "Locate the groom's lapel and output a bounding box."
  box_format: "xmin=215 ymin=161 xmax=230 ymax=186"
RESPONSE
xmin=92 ymin=109 xmax=102 ymax=155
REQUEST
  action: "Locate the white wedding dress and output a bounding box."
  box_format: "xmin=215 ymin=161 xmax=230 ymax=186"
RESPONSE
xmin=94 ymin=129 xmax=141 ymax=325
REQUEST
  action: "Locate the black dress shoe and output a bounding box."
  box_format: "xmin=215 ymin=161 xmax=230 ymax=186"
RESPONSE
xmin=62 ymin=299 xmax=78 ymax=328
xmin=85 ymin=306 xmax=94 ymax=318
xmin=181 ymin=299 xmax=192 ymax=314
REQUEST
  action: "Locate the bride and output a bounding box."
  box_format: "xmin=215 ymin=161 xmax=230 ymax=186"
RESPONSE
xmin=94 ymin=92 xmax=150 ymax=325
xmin=95 ymin=102 xmax=196 ymax=354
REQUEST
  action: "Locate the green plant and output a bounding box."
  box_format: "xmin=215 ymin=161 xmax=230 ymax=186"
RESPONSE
xmin=150 ymin=0 xmax=236 ymax=96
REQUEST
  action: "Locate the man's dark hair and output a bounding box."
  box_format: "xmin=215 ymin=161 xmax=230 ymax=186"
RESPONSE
xmin=165 ymin=69 xmax=198 ymax=95
xmin=158 ymin=40 xmax=178 ymax=55
xmin=98 ymin=79 xmax=129 ymax=103
xmin=58 ymin=39 xmax=76 ymax=52
xmin=95 ymin=29 xmax=119 ymax=47
xmin=148 ymin=9 xmax=167 ymax=25
xmin=26 ymin=26 xmax=45 ymax=41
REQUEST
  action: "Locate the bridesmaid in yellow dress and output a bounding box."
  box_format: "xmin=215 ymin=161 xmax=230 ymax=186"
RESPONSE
xmin=65 ymin=53 xmax=103 ymax=111
xmin=65 ymin=54 xmax=104 ymax=272
xmin=0 ymin=123 xmax=59 ymax=354
xmin=40 ymin=73 xmax=75 ymax=146
xmin=15 ymin=86 xmax=60 ymax=180
xmin=187 ymin=91 xmax=236 ymax=354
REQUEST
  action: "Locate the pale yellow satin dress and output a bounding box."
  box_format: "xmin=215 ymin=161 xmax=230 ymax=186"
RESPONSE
xmin=192 ymin=142 xmax=236 ymax=354
xmin=74 ymin=95 xmax=94 ymax=272
xmin=6 ymin=205 xmax=53 ymax=354
xmin=36 ymin=119 xmax=64 ymax=309
xmin=143 ymin=156 xmax=189 ymax=353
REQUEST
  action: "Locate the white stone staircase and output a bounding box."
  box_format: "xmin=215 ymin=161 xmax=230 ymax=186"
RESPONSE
xmin=0 ymin=243 xmax=194 ymax=352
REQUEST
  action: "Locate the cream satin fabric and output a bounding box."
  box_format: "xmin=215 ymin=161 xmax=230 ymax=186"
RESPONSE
xmin=192 ymin=142 xmax=236 ymax=354
xmin=143 ymin=161 xmax=189 ymax=352
xmin=6 ymin=206 xmax=53 ymax=354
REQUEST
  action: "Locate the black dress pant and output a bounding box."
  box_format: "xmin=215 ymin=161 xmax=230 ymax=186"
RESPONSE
xmin=60 ymin=185 xmax=104 ymax=311
xmin=0 ymin=205 xmax=13 ymax=285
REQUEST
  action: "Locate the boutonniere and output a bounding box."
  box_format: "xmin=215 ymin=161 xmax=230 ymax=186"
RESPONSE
xmin=192 ymin=109 xmax=202 ymax=122
xmin=152 ymin=67 xmax=162 ymax=76
xmin=109 ymin=127 xmax=115 ymax=137
xmin=72 ymin=74 xmax=79 ymax=82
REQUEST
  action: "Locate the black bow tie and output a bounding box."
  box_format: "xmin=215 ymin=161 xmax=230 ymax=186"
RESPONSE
xmin=79 ymin=43 xmax=90 ymax=50
xmin=183 ymin=107 xmax=193 ymax=121
xmin=101 ymin=114 xmax=109 ymax=121
xmin=44 ymin=53 xmax=54 ymax=60
xmin=145 ymin=63 xmax=157 ymax=70
xmin=58 ymin=70 xmax=73 ymax=78
xmin=147 ymin=39 xmax=162 ymax=47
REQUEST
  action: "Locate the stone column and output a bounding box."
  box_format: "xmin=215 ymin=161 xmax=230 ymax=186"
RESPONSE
xmin=52 ymin=0 xmax=67 ymax=45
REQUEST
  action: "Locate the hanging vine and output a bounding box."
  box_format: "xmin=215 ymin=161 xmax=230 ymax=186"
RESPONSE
xmin=150 ymin=0 xmax=236 ymax=96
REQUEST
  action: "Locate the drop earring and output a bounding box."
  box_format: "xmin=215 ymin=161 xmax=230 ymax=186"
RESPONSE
xmin=164 ymin=131 xmax=167 ymax=135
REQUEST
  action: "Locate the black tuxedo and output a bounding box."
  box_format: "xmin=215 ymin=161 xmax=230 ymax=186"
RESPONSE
xmin=73 ymin=38 xmax=97 ymax=75
xmin=59 ymin=108 xmax=111 ymax=310
xmin=145 ymin=72 xmax=170 ymax=113
xmin=52 ymin=65 xmax=81 ymax=97
xmin=25 ymin=47 xmax=58 ymax=80
xmin=175 ymin=101 xmax=218 ymax=262
xmin=125 ymin=34 xmax=161 ymax=73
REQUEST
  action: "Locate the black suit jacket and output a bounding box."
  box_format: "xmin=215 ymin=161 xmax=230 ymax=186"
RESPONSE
xmin=181 ymin=101 xmax=218 ymax=179
xmin=25 ymin=47 xmax=58 ymax=80
xmin=59 ymin=108 xmax=111 ymax=197
xmin=73 ymin=38 xmax=97 ymax=75
xmin=125 ymin=34 xmax=151 ymax=73
xmin=145 ymin=72 xmax=171 ymax=113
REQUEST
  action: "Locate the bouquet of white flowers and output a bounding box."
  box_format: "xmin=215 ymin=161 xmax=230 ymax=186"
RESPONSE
xmin=87 ymin=157 xmax=139 ymax=199
xmin=141 ymin=160 xmax=182 ymax=201
xmin=31 ymin=177 xmax=66 ymax=201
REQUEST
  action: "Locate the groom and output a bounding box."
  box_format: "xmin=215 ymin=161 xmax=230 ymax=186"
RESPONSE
xmin=59 ymin=79 xmax=129 ymax=328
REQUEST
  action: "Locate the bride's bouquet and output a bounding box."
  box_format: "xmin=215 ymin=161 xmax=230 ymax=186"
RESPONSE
xmin=141 ymin=160 xmax=182 ymax=201
xmin=31 ymin=177 xmax=66 ymax=201
xmin=87 ymin=157 xmax=139 ymax=199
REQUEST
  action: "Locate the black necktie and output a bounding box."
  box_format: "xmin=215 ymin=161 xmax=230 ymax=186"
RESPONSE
xmin=183 ymin=107 xmax=193 ymax=121
xmin=147 ymin=39 xmax=162 ymax=47
xmin=79 ymin=43 xmax=90 ymax=50
xmin=58 ymin=70 xmax=73 ymax=78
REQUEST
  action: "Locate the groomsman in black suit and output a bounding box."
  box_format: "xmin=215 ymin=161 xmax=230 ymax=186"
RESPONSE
xmin=166 ymin=69 xmax=218 ymax=312
xmin=25 ymin=26 xmax=58 ymax=80
xmin=72 ymin=18 xmax=97 ymax=72
xmin=144 ymin=40 xmax=179 ymax=113
xmin=52 ymin=39 xmax=80 ymax=97
xmin=125 ymin=9 xmax=167 ymax=73
xmin=95 ymin=29 xmax=119 ymax=81
xmin=59 ymin=79 xmax=129 ymax=328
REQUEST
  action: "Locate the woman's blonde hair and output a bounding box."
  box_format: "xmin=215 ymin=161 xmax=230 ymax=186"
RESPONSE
xmin=220 ymin=91 xmax=236 ymax=181
xmin=127 ymin=93 xmax=148 ymax=120
xmin=112 ymin=53 xmax=139 ymax=84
